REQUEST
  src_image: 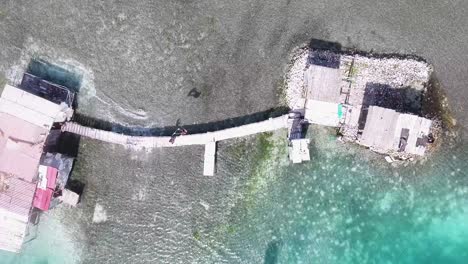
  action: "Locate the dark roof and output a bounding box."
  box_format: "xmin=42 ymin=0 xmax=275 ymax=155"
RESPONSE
xmin=289 ymin=113 xmax=304 ymax=140
xmin=20 ymin=73 xmax=75 ymax=107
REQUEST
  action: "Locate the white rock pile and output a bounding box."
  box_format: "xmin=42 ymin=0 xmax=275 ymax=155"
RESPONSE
xmin=285 ymin=48 xmax=309 ymax=110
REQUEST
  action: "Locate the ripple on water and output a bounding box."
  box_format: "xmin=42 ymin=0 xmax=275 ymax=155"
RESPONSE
xmin=214 ymin=126 xmax=468 ymax=264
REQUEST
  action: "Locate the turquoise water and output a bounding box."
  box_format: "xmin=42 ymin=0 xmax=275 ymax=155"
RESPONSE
xmin=1 ymin=127 xmax=467 ymax=263
xmin=2 ymin=0 xmax=468 ymax=262
xmin=0 ymin=208 xmax=83 ymax=264
xmin=211 ymin=127 xmax=468 ymax=263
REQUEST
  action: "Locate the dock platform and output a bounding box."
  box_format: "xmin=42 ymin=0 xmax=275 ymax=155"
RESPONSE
xmin=203 ymin=141 xmax=216 ymax=176
xmin=62 ymin=114 xmax=296 ymax=176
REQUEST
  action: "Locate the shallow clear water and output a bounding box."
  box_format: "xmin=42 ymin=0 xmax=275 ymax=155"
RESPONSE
xmin=3 ymin=127 xmax=467 ymax=264
xmin=1 ymin=0 xmax=468 ymax=263
xmin=214 ymin=127 xmax=468 ymax=263
xmin=0 ymin=207 xmax=84 ymax=264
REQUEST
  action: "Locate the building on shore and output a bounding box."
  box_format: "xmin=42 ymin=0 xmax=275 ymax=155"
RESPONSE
xmin=287 ymin=112 xmax=310 ymax=163
xmin=287 ymin=47 xmax=434 ymax=157
xmin=0 ymin=73 xmax=79 ymax=253
xmin=359 ymin=106 xmax=433 ymax=156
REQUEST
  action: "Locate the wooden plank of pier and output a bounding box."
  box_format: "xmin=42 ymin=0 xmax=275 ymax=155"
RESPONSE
xmin=61 ymin=115 xmax=291 ymax=176
xmin=61 ymin=115 xmax=289 ymax=149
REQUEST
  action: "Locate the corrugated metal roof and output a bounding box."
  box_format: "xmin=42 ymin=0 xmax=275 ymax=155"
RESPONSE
xmin=33 ymin=188 xmax=53 ymax=211
xmin=0 ymin=206 xmax=30 ymax=252
xmin=0 ymin=83 xmax=62 ymax=252
xmin=0 ymin=97 xmax=54 ymax=129
xmin=359 ymin=106 xmax=432 ymax=155
xmin=0 ymin=177 xmax=36 ymax=218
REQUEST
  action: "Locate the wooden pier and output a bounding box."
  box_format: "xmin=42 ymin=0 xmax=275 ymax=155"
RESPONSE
xmin=62 ymin=115 xmax=293 ymax=175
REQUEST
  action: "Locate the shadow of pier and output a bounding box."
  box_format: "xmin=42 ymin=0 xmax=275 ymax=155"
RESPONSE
xmin=307 ymin=38 xmax=428 ymax=63
xmin=72 ymin=106 xmax=290 ymax=137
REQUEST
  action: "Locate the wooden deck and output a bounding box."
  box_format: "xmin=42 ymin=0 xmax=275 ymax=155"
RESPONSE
xmin=304 ymin=65 xmax=341 ymax=103
xmin=62 ymin=115 xmax=291 ymax=175
xmin=359 ymin=106 xmax=432 ymax=156
xmin=62 ymin=115 xmax=289 ymax=148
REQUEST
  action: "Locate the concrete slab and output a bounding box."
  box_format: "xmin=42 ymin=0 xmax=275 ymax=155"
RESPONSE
xmin=203 ymin=141 xmax=216 ymax=176
xmin=305 ymin=100 xmax=341 ymax=127
xmin=304 ymin=65 xmax=341 ymax=103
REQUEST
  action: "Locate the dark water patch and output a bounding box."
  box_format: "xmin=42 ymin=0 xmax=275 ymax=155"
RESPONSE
xmin=264 ymin=240 xmax=282 ymax=264
xmin=187 ymin=87 xmax=202 ymax=98
xmin=72 ymin=106 xmax=290 ymax=136
xmin=26 ymin=59 xmax=83 ymax=93
xmin=308 ymin=39 xmax=342 ymax=52
xmin=308 ymin=38 xmax=428 ymax=63
xmin=308 ymin=39 xmax=342 ymax=69
xmin=422 ymin=73 xmax=456 ymax=130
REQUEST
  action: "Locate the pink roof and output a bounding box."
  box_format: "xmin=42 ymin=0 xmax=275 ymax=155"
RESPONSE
xmin=0 ymin=84 xmax=60 ymax=253
xmin=0 ymin=177 xmax=36 ymax=217
xmin=0 ymin=111 xmax=49 ymax=217
xmin=0 ymin=112 xmax=47 ymax=183
xmin=46 ymin=167 xmax=58 ymax=190
xmin=33 ymin=188 xmax=53 ymax=211
xmin=33 ymin=166 xmax=57 ymax=211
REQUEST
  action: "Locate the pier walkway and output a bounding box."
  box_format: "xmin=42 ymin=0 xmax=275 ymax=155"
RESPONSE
xmin=62 ymin=115 xmax=291 ymax=175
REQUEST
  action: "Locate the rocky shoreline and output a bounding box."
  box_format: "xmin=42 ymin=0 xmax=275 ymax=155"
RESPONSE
xmin=284 ymin=46 xmax=449 ymax=161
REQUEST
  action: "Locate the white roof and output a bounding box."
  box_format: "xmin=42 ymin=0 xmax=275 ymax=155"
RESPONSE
xmin=58 ymin=189 xmax=80 ymax=207
xmin=300 ymin=139 xmax=310 ymax=161
xmin=0 ymin=85 xmax=72 ymax=127
xmin=0 ymin=208 xmax=28 ymax=253
xmin=289 ymin=138 xmax=310 ymax=163
xmin=360 ymin=106 xmax=432 ymax=155
xmin=0 ymin=97 xmax=54 ymax=129
xmin=392 ymin=111 xmax=432 ymax=155
xmin=305 ymin=100 xmax=341 ymax=127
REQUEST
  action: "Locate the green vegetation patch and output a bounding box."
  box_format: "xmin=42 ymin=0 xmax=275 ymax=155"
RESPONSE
xmin=244 ymin=131 xmax=287 ymax=208
xmin=203 ymin=131 xmax=288 ymax=245
xmin=349 ymin=65 xmax=359 ymax=77
xmin=192 ymin=230 xmax=201 ymax=241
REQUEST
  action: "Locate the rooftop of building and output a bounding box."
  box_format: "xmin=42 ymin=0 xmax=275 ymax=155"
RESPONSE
xmin=0 ymin=74 xmax=76 ymax=253
xmin=287 ymin=48 xmax=434 ymax=156
xmin=359 ymin=106 xmax=432 ymax=156
xmin=20 ymin=73 xmax=75 ymax=107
